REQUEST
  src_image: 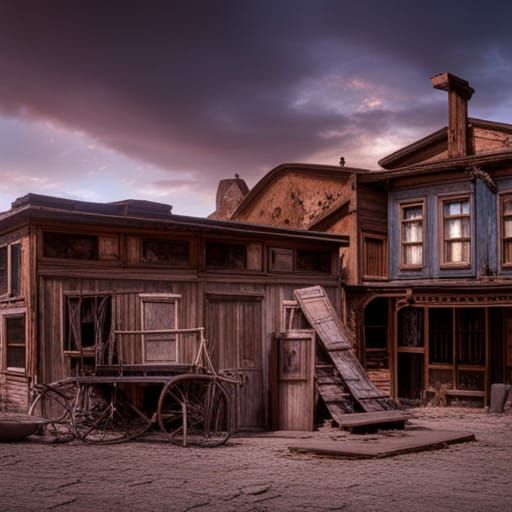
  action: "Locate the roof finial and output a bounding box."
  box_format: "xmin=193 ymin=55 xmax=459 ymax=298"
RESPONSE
xmin=234 ymin=173 xmax=240 ymax=179
xmin=339 ymin=156 xmax=345 ymax=168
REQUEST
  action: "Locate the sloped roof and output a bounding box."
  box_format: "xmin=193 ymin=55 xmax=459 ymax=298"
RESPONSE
xmin=231 ymin=162 xmax=371 ymax=219
xmin=378 ymin=118 xmax=512 ymax=170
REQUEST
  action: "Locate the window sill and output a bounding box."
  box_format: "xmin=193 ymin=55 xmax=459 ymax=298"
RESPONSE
xmin=1 ymin=368 xmax=26 ymax=376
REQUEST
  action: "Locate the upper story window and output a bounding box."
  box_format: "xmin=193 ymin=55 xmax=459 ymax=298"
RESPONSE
xmin=44 ymin=232 xmax=99 ymax=260
xmin=296 ymin=249 xmax=331 ymax=273
xmin=441 ymin=197 xmax=470 ymax=266
xmin=502 ymin=195 xmax=512 ymax=266
xmin=400 ymin=203 xmax=424 ymax=268
xmin=205 ymin=241 xmax=246 ymax=269
xmin=0 ymin=242 xmax=22 ymax=297
xmin=141 ymin=238 xmax=189 ymax=265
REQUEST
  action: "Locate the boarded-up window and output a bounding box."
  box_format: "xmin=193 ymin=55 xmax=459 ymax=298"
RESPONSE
xmin=66 ymin=296 xmax=112 ymax=351
xmin=206 ymin=241 xmax=246 ymax=269
xmin=269 ymin=248 xmax=293 ymax=272
xmin=296 ymin=249 xmax=331 ymax=273
xmin=141 ymin=239 xmax=189 ymax=265
xmin=5 ymin=315 xmax=25 ymax=369
xmin=141 ymin=297 xmax=178 ymax=362
xmin=363 ymin=235 xmax=386 ymax=278
xmin=0 ymin=247 xmax=7 ymax=295
xmin=44 ymin=232 xmax=98 ymax=260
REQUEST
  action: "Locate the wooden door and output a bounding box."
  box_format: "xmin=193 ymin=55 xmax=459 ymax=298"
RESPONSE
xmin=206 ymin=296 xmax=264 ymax=430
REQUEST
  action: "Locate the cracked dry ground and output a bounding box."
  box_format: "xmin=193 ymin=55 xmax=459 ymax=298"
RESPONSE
xmin=1 ymin=408 xmax=512 ymax=512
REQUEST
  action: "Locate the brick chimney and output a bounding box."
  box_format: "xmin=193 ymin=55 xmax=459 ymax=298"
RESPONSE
xmin=431 ymin=72 xmax=474 ymax=158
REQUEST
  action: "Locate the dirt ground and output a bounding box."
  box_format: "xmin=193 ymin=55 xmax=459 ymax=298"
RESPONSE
xmin=1 ymin=407 xmax=512 ymax=512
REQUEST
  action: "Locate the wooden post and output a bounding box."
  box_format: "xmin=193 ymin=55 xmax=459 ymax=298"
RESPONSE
xmin=431 ymin=72 xmax=474 ymax=158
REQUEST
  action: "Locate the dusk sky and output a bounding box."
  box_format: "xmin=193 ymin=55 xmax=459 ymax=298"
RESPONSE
xmin=1 ymin=1 xmax=512 ymax=216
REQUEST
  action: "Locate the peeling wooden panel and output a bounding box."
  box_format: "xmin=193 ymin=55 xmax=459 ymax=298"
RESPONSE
xmin=1 ymin=373 xmax=30 ymax=412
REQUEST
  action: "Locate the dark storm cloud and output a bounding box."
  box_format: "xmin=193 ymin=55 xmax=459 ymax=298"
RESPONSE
xmin=1 ymin=0 xmax=512 ymax=194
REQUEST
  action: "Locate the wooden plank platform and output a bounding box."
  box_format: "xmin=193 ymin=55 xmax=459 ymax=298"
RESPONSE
xmin=337 ymin=410 xmax=411 ymax=432
xmin=289 ymin=429 xmax=476 ymax=459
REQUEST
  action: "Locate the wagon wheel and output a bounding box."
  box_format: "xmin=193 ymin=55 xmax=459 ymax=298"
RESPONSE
xmin=157 ymin=374 xmax=232 ymax=447
xmin=72 ymin=384 xmax=152 ymax=444
xmin=28 ymin=381 xmax=77 ymax=443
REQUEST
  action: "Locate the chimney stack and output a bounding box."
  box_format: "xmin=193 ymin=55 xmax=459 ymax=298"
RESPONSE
xmin=431 ymin=72 xmax=474 ymax=158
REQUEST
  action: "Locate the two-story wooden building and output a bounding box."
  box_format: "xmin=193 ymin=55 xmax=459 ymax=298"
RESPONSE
xmin=223 ymin=73 xmax=512 ymax=407
xmin=0 ymin=193 xmax=347 ymax=430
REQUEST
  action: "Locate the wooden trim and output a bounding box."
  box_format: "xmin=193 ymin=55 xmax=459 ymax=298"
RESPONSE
xmin=498 ymin=191 xmax=512 ymax=268
xmin=399 ymin=199 xmax=425 ymax=270
xmin=438 ymin=193 xmax=472 ymax=269
xmin=1 ymin=307 xmax=26 ymax=373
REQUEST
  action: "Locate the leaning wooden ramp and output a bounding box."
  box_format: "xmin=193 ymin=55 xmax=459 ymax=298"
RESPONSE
xmin=294 ymin=286 xmax=397 ymax=424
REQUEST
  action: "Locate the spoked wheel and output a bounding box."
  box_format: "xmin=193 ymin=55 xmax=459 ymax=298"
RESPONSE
xmin=157 ymin=374 xmax=232 ymax=447
xmin=29 ymin=380 xmax=77 ymax=443
xmin=72 ymin=384 xmax=152 ymax=444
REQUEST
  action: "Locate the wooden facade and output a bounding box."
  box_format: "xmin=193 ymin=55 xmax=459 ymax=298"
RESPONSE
xmin=221 ymin=72 xmax=512 ymax=407
xmin=0 ymin=194 xmax=347 ymax=431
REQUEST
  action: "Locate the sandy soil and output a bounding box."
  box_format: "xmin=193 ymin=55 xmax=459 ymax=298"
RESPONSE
xmin=1 ymin=407 xmax=511 ymax=512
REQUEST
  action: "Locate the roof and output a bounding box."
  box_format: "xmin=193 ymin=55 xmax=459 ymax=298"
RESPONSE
xmin=360 ymin=150 xmax=512 ymax=183
xmin=0 ymin=193 xmax=349 ymax=246
xmin=378 ymin=118 xmax=512 ymax=170
xmin=231 ymin=162 xmax=372 ymax=219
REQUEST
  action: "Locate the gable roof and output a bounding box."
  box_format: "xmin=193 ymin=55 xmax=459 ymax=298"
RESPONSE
xmin=231 ymin=162 xmax=371 ymax=219
xmin=378 ymin=118 xmax=512 ymax=170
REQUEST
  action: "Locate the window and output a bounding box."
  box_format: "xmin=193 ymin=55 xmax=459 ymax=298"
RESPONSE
xmin=281 ymin=300 xmax=309 ymax=331
xmin=4 ymin=314 xmax=25 ymax=370
xmin=65 ymin=296 xmax=112 ymax=352
xmin=502 ymin=195 xmax=512 ymax=266
xmin=296 ymin=249 xmax=331 ymax=273
xmin=206 ymin=241 xmax=246 ymax=269
xmin=269 ymin=248 xmax=293 ymax=272
xmin=0 ymin=243 xmax=22 ymax=297
xmin=441 ymin=197 xmax=470 ymax=265
xmin=363 ymin=235 xmax=387 ymax=278
xmin=400 ymin=203 xmax=424 ymax=268
xmin=141 ymin=238 xmax=189 ymax=265
xmin=44 ymin=232 xmax=98 ymax=260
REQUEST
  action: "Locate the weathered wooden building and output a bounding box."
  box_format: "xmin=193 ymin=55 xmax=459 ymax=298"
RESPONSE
xmin=0 ymin=193 xmax=347 ymax=431
xmin=223 ymin=72 xmax=512 ymax=407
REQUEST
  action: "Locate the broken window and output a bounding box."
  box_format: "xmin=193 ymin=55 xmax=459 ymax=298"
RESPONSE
xmin=44 ymin=232 xmax=99 ymax=260
xmin=205 ymin=241 xmax=246 ymax=269
xmin=141 ymin=239 xmax=189 ymax=265
xmin=65 ymin=296 xmax=112 ymax=352
xmin=295 ymin=249 xmax=331 ymax=273
xmin=5 ymin=314 xmax=25 ymax=369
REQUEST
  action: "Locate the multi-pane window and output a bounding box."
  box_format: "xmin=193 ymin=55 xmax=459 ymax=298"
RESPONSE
xmin=0 ymin=243 xmax=22 ymax=297
xmin=442 ymin=198 xmax=470 ymax=265
xmin=5 ymin=314 xmax=25 ymax=370
xmin=400 ymin=203 xmax=424 ymax=267
xmin=502 ymin=195 xmax=512 ymax=265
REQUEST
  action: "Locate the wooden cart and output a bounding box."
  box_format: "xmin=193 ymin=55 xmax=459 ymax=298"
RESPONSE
xmin=29 ymin=327 xmax=238 ymax=447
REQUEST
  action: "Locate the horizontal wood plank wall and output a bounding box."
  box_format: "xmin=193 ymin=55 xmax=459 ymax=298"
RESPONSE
xmin=1 ymin=373 xmax=30 ymax=411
